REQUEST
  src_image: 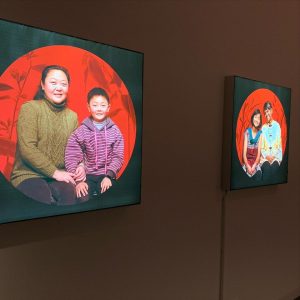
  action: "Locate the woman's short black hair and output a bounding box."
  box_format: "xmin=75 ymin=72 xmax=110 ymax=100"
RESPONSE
xmin=87 ymin=87 xmax=110 ymax=104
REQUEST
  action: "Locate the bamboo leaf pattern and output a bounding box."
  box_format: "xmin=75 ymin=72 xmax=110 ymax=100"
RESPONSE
xmin=32 ymin=64 xmax=47 ymax=72
xmin=19 ymin=73 xmax=26 ymax=82
xmin=82 ymin=53 xmax=90 ymax=92
xmin=25 ymin=51 xmax=38 ymax=60
xmin=89 ymin=58 xmax=107 ymax=86
xmin=109 ymin=108 xmax=122 ymax=118
xmin=9 ymin=51 xmax=36 ymax=138
xmin=0 ymin=83 xmax=14 ymax=91
xmin=0 ymin=120 xmax=11 ymax=131
xmin=0 ymin=50 xmax=39 ymax=178
xmin=0 ymin=137 xmax=15 ymax=156
xmin=112 ymin=71 xmax=122 ymax=87
xmin=0 ymin=95 xmax=11 ymax=101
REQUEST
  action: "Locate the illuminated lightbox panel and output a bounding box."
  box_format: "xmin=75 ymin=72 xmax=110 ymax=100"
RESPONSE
xmin=0 ymin=18 xmax=143 ymax=223
xmin=222 ymin=76 xmax=291 ymax=190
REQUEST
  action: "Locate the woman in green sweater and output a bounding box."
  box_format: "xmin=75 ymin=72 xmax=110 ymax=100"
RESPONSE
xmin=10 ymin=65 xmax=85 ymax=205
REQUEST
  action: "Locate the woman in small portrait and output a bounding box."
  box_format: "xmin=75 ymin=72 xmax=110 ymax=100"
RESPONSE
xmin=10 ymin=65 xmax=85 ymax=205
xmin=242 ymin=109 xmax=263 ymax=180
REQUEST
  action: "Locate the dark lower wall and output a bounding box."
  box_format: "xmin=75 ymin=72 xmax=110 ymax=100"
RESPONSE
xmin=0 ymin=1 xmax=299 ymax=300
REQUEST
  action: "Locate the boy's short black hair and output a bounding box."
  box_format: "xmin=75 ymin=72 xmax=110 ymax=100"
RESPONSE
xmin=87 ymin=87 xmax=110 ymax=104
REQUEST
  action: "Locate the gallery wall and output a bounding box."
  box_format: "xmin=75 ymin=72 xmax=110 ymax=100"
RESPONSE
xmin=0 ymin=1 xmax=299 ymax=300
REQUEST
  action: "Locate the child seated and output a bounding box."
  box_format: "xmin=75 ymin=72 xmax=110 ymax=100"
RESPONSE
xmin=65 ymin=87 xmax=124 ymax=201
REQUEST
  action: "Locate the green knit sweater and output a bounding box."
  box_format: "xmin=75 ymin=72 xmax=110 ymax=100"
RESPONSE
xmin=10 ymin=99 xmax=78 ymax=187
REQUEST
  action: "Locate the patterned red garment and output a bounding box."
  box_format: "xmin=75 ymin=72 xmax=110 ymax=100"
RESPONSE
xmin=244 ymin=129 xmax=260 ymax=167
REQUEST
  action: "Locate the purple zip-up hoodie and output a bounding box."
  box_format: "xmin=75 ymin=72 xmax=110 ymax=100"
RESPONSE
xmin=65 ymin=117 xmax=124 ymax=179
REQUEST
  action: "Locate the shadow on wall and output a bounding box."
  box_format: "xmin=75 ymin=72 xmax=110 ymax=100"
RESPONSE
xmin=0 ymin=203 xmax=133 ymax=249
xmin=277 ymin=290 xmax=300 ymax=300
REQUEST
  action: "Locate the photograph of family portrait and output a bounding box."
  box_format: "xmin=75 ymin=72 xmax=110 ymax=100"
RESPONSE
xmin=229 ymin=76 xmax=291 ymax=190
xmin=0 ymin=19 xmax=143 ymax=223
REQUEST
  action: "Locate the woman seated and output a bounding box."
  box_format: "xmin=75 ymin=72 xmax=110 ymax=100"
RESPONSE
xmin=10 ymin=65 xmax=85 ymax=205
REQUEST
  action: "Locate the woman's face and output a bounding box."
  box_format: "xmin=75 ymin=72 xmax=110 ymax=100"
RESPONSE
xmin=253 ymin=113 xmax=261 ymax=128
xmin=41 ymin=69 xmax=69 ymax=104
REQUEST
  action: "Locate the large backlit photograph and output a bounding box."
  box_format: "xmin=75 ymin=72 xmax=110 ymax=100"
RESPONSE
xmin=0 ymin=18 xmax=143 ymax=223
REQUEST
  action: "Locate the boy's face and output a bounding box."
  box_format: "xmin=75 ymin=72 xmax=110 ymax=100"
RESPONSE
xmin=88 ymin=95 xmax=110 ymax=122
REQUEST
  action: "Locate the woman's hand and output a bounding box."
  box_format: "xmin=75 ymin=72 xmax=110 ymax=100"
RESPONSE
xmin=100 ymin=177 xmax=112 ymax=194
xmin=76 ymin=182 xmax=88 ymax=198
xmin=246 ymin=164 xmax=253 ymax=175
xmin=53 ymin=170 xmax=76 ymax=185
xmin=74 ymin=165 xmax=86 ymax=182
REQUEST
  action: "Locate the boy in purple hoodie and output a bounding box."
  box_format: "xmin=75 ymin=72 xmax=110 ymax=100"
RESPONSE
xmin=65 ymin=87 xmax=124 ymax=201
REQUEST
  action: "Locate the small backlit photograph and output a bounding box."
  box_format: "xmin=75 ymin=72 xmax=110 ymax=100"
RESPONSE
xmin=226 ymin=76 xmax=291 ymax=190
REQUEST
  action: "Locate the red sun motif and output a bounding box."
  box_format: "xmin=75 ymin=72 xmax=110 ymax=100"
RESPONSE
xmin=236 ymin=88 xmax=287 ymax=165
xmin=0 ymin=45 xmax=136 ymax=180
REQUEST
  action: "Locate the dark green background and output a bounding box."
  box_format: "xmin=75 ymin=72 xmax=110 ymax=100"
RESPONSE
xmin=0 ymin=18 xmax=143 ymax=223
xmin=230 ymin=76 xmax=291 ymax=190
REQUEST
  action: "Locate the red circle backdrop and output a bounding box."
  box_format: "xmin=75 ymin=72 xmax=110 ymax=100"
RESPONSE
xmin=236 ymin=88 xmax=287 ymax=165
xmin=0 ymin=45 xmax=136 ymax=180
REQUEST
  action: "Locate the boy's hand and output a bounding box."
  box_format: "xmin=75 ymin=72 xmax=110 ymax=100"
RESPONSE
xmin=76 ymin=182 xmax=88 ymax=198
xmin=100 ymin=177 xmax=112 ymax=194
xmin=74 ymin=165 xmax=86 ymax=182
